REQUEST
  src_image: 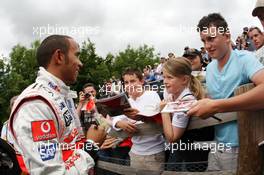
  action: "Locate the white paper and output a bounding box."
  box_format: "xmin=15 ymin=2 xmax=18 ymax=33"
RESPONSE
xmin=161 ymin=100 xmax=197 ymax=113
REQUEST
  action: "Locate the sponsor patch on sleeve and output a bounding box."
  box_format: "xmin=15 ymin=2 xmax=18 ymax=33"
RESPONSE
xmin=38 ymin=143 xmax=57 ymax=161
xmin=31 ymin=120 xmax=57 ymax=142
xmin=65 ymin=153 xmax=81 ymax=170
xmin=63 ymin=110 xmax=73 ymax=127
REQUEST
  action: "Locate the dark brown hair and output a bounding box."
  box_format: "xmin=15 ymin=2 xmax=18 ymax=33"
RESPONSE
xmin=122 ymin=67 xmax=143 ymax=81
xmin=36 ymin=35 xmax=72 ymax=68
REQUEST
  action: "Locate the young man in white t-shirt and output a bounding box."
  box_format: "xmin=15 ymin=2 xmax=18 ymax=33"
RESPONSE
xmin=112 ymin=68 xmax=165 ymax=171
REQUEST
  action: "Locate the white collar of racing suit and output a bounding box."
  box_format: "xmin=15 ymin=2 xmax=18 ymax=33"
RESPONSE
xmin=36 ymin=67 xmax=77 ymax=99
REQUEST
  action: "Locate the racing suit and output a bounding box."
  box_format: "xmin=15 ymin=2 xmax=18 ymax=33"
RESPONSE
xmin=8 ymin=67 xmax=95 ymax=175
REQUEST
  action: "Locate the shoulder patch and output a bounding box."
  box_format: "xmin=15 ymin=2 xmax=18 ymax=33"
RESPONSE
xmin=31 ymin=120 xmax=57 ymax=142
xmin=63 ymin=110 xmax=73 ymax=127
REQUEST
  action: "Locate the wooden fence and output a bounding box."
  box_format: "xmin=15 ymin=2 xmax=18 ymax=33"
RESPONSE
xmin=235 ymin=83 xmax=264 ymax=175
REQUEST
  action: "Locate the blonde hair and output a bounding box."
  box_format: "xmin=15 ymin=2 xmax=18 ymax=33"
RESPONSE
xmin=163 ymin=57 xmax=204 ymax=99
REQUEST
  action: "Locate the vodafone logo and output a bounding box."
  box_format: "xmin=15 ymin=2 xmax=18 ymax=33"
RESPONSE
xmin=32 ymin=120 xmax=57 ymax=142
xmin=41 ymin=121 xmax=51 ymax=133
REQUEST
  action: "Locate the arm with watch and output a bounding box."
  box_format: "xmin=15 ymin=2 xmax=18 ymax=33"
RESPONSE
xmin=84 ymin=124 xmax=107 ymax=161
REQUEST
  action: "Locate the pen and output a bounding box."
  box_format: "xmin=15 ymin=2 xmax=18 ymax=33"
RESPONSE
xmin=212 ymin=116 xmax=222 ymax=122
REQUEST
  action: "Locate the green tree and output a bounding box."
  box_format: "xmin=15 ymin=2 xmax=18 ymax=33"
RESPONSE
xmin=0 ymin=58 xmax=9 ymax=121
xmin=0 ymin=41 xmax=40 ymax=122
xmin=72 ymin=39 xmax=111 ymax=92
xmin=9 ymin=41 xmax=39 ymax=88
xmin=105 ymin=53 xmax=115 ymax=76
xmin=112 ymin=44 xmax=159 ymax=78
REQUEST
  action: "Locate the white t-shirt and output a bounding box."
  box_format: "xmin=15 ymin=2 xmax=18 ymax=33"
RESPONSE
xmin=164 ymin=88 xmax=196 ymax=128
xmin=112 ymin=91 xmax=165 ymax=155
xmin=156 ymin=63 xmax=163 ymax=74
xmin=155 ymin=63 xmax=164 ymax=80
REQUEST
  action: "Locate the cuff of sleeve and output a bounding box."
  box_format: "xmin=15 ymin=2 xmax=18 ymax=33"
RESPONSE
xmin=112 ymin=118 xmax=123 ymax=131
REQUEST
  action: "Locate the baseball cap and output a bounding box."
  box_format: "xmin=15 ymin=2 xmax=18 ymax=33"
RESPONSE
xmin=252 ymin=0 xmax=264 ymax=16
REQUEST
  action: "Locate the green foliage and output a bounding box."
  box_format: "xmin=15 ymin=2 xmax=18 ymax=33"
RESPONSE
xmin=0 ymin=58 xmax=8 ymax=120
xmin=112 ymin=44 xmax=159 ymax=78
xmin=9 ymin=41 xmax=39 ymax=88
xmin=72 ymin=39 xmax=111 ymax=92
xmin=0 ymin=41 xmax=40 ymax=122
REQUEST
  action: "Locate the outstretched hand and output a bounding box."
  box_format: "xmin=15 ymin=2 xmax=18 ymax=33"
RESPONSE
xmin=187 ymin=98 xmax=219 ymax=119
xmin=116 ymin=120 xmax=137 ymax=135
xmin=100 ymin=136 xmax=119 ymax=149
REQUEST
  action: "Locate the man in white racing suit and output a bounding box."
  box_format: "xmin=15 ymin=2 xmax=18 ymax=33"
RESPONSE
xmin=8 ymin=35 xmax=106 ymax=175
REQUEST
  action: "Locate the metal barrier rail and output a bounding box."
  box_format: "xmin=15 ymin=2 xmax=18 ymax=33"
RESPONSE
xmin=96 ymin=160 xmax=236 ymax=175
